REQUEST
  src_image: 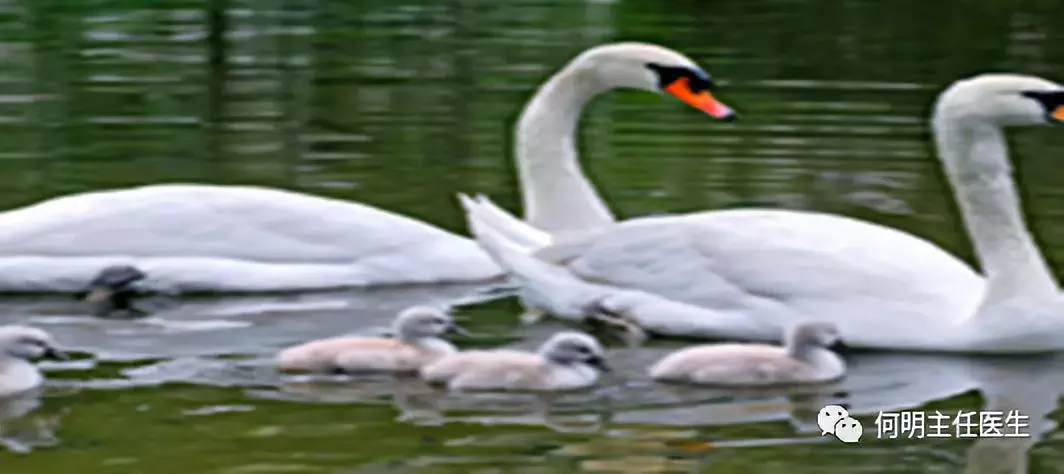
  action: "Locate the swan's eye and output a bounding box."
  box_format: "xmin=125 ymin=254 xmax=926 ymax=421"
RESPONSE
xmin=645 ymin=63 xmax=713 ymax=92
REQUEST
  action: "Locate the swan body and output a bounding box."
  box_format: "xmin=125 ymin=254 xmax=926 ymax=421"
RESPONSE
xmin=0 ymin=184 xmax=502 ymax=292
xmin=466 ymin=73 xmax=1064 ymax=353
xmin=275 ymin=306 xmax=465 ymax=374
xmin=0 ymin=326 xmax=66 ymax=398
xmin=648 ymin=322 xmax=846 ymax=387
xmin=419 ymin=331 xmax=608 ymax=392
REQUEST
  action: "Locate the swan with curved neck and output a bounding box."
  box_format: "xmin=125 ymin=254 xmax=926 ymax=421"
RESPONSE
xmin=465 ymin=73 xmax=1064 ymax=353
xmin=514 ymin=42 xmax=735 ymax=236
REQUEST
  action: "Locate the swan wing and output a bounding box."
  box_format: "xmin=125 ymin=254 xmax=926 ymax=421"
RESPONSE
xmin=557 ymin=208 xmax=985 ymax=345
xmin=464 ymin=201 xmax=776 ymax=339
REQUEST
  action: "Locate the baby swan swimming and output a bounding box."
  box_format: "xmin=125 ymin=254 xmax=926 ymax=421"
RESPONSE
xmin=0 ymin=326 xmax=67 ymax=398
xmin=420 ymin=331 xmax=609 ymax=392
xmin=649 ymin=322 xmax=846 ymax=387
xmin=275 ymin=306 xmax=467 ymax=375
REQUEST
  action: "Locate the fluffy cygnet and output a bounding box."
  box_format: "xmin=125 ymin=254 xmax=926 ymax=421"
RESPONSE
xmin=420 ymin=331 xmax=609 ymax=392
xmin=275 ymin=306 xmax=467 ymax=374
xmin=649 ymin=322 xmax=846 ymax=387
xmin=0 ymin=326 xmax=67 ymax=398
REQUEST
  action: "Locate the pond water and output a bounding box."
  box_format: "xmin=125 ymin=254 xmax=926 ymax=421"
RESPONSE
xmin=2 ymin=0 xmax=1064 ymax=472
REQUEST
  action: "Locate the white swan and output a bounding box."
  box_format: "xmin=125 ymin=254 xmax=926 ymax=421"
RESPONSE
xmin=464 ymin=73 xmax=1064 ymax=353
xmin=0 ymin=183 xmax=502 ymax=292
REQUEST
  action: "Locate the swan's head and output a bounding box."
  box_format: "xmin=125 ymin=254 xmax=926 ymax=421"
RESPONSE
xmin=393 ymin=306 xmax=468 ymax=340
xmin=0 ymin=325 xmax=67 ymax=361
xmin=933 ymin=73 xmax=1064 ymax=127
xmin=788 ymin=321 xmax=844 ymax=352
xmin=539 ymin=331 xmax=609 ymax=372
xmin=570 ymin=42 xmax=735 ymax=120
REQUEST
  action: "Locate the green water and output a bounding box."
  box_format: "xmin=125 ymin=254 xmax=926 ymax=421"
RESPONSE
xmin=2 ymin=0 xmax=1064 ymax=471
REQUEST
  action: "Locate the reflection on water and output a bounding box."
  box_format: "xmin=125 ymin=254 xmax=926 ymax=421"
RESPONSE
xmin=2 ymin=0 xmax=1064 ymax=471
xmin=0 ymin=390 xmax=63 ymax=453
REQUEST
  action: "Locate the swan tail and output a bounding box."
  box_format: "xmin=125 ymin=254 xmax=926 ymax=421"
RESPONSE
xmin=467 ymin=215 xmax=572 ymax=285
xmin=457 ymin=193 xmax=552 ymax=252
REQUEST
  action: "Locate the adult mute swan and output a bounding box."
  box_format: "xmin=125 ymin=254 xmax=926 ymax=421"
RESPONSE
xmin=0 ymin=184 xmax=502 ymax=293
xmin=465 ymin=74 xmax=1064 ymax=353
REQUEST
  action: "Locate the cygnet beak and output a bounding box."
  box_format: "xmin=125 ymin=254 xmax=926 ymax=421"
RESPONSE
xmin=828 ymin=339 xmax=850 ymax=355
xmin=43 ymin=346 xmax=69 ymax=361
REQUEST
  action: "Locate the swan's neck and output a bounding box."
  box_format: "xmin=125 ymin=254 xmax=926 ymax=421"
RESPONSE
xmin=933 ymin=119 xmax=1058 ymax=301
xmin=515 ymin=65 xmax=615 ymax=236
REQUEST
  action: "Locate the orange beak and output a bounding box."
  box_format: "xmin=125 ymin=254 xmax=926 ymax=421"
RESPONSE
xmin=664 ymin=77 xmax=735 ymax=120
xmin=1053 ymin=105 xmax=1064 ymax=121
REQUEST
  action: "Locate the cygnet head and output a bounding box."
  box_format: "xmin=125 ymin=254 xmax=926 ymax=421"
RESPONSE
xmin=0 ymin=326 xmax=67 ymax=361
xmin=392 ymin=306 xmax=468 ymax=341
xmin=568 ymin=42 xmax=735 ymax=120
xmin=933 ymin=73 xmax=1064 ymax=127
xmin=786 ymin=322 xmax=844 ymax=353
xmin=538 ymin=331 xmax=609 ymax=372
